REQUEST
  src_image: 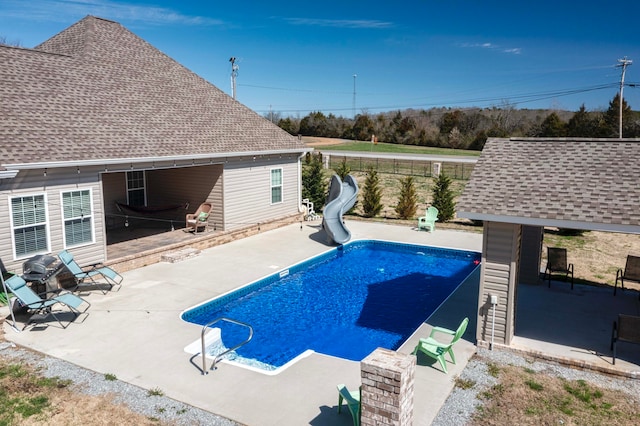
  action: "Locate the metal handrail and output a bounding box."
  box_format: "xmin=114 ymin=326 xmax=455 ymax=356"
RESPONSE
xmin=201 ymin=317 xmax=253 ymax=375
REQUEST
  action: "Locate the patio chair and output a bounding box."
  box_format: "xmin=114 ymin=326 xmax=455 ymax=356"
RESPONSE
xmin=337 ymin=384 xmax=361 ymax=426
xmin=185 ymin=202 xmax=212 ymax=233
xmin=2 ymin=274 xmax=90 ymax=330
xmin=58 ymin=250 xmax=123 ymax=294
xmin=412 ymin=317 xmax=469 ymax=374
xmin=417 ymin=206 xmax=438 ymax=232
xmin=610 ymin=314 xmax=640 ymax=365
xmin=614 ymin=255 xmax=640 ymax=298
xmin=544 ymin=247 xmax=574 ymax=290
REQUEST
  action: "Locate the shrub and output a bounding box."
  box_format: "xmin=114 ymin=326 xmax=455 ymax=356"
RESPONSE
xmin=334 ymin=157 xmax=351 ymax=180
xmin=302 ymin=152 xmax=327 ymax=210
xmin=395 ymin=176 xmax=418 ymax=219
xmin=361 ymin=167 xmax=383 ymax=218
xmin=431 ymin=172 xmax=456 ymax=222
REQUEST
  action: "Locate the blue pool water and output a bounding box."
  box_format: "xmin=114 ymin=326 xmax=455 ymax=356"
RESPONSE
xmin=181 ymin=240 xmax=480 ymax=371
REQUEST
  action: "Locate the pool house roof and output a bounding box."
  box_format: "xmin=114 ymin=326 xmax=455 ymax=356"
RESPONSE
xmin=457 ymin=137 xmax=640 ymax=234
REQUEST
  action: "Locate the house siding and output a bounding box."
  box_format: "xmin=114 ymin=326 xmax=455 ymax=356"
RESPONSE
xmin=0 ymin=167 xmax=106 ymax=273
xmin=223 ymin=154 xmax=300 ymax=230
xmin=477 ymin=221 xmax=521 ymax=347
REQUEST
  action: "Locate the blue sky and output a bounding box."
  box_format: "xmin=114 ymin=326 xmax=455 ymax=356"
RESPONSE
xmin=2 ymin=0 xmax=639 ymax=118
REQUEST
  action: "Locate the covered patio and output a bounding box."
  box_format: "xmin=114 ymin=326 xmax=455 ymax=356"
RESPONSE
xmin=458 ymin=137 xmax=640 ymax=376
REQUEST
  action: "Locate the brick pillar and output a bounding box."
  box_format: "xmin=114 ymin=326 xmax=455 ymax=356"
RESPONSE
xmin=360 ymin=348 xmax=416 ymax=425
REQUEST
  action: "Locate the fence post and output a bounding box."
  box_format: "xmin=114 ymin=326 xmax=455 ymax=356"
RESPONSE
xmin=433 ymin=162 xmax=441 ymax=177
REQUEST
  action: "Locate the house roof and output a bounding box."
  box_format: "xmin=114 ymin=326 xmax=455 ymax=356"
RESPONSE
xmin=0 ymin=16 xmax=307 ymax=170
xmin=457 ymin=137 xmax=640 ymax=234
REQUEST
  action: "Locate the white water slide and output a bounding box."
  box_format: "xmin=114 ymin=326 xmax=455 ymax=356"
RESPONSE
xmin=322 ymin=174 xmax=359 ymax=245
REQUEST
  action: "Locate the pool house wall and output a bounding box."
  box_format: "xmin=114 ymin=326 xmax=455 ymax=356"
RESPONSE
xmin=476 ymin=221 xmax=522 ymax=347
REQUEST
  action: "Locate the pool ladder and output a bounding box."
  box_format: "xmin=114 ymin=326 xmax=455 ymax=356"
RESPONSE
xmin=201 ymin=317 xmax=254 ymax=375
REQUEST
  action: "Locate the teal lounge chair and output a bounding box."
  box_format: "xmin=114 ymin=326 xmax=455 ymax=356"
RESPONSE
xmin=337 ymin=384 xmax=360 ymax=426
xmin=2 ymin=274 xmax=90 ymax=330
xmin=417 ymin=206 xmax=438 ymax=232
xmin=58 ymin=250 xmax=123 ymax=294
xmin=412 ymin=317 xmax=469 ymax=374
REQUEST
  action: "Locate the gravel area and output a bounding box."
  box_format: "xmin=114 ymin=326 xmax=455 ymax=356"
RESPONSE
xmin=432 ymin=348 xmax=640 ymax=425
xmin=0 ymin=341 xmax=241 ymax=426
xmin=2 ymin=339 xmax=639 ymax=425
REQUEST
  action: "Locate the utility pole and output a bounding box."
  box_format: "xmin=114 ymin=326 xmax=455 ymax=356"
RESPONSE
xmin=230 ymin=57 xmax=239 ymax=100
xmin=352 ymin=74 xmax=357 ymax=119
xmin=616 ymin=57 xmax=632 ymax=138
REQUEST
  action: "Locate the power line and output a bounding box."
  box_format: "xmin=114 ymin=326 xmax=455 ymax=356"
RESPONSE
xmin=253 ymin=83 xmax=619 ymax=115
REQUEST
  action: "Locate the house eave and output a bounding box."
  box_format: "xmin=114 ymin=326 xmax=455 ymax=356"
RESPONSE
xmin=2 ymin=148 xmax=313 ymax=171
xmin=457 ymin=211 xmax=640 ymax=235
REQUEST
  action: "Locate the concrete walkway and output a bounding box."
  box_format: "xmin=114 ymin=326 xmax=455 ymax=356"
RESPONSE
xmin=3 ymin=221 xmax=483 ymax=425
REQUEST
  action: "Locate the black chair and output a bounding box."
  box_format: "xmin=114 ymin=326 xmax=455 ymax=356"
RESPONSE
xmin=544 ymin=247 xmax=574 ymax=290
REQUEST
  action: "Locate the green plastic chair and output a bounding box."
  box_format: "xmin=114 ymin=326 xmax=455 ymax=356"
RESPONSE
xmin=412 ymin=317 xmax=469 ymax=374
xmin=337 ymin=384 xmax=360 ymax=426
xmin=417 ymin=206 xmax=439 ymax=232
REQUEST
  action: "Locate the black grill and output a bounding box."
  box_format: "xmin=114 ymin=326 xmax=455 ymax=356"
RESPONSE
xmin=22 ymin=254 xmax=58 ymax=282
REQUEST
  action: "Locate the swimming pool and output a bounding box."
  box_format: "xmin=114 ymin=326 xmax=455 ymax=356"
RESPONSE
xmin=181 ymin=240 xmax=480 ymax=372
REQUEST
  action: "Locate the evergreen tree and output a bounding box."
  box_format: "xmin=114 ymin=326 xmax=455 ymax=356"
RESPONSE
xmin=361 ymin=166 xmax=383 ymax=218
xmin=302 ymin=153 xmax=327 ymax=210
xmin=334 ymin=157 xmax=351 ymax=180
xmin=395 ymin=176 xmax=418 ymax=219
xmin=539 ymin=112 xmax=567 ymax=137
xmin=566 ymin=104 xmax=599 ymax=137
xmin=431 ymin=172 xmax=456 ymax=222
xmin=602 ymin=93 xmax=633 ymax=137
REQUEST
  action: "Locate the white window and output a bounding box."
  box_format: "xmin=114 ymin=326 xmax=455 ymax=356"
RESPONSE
xmin=126 ymin=170 xmax=146 ymax=206
xmin=270 ymin=168 xmax=283 ymax=204
xmin=62 ymin=189 xmax=94 ymax=248
xmin=10 ymin=194 xmax=49 ymax=258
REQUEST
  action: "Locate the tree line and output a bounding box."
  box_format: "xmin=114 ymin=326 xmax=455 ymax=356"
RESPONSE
xmin=274 ymin=94 xmax=640 ymax=151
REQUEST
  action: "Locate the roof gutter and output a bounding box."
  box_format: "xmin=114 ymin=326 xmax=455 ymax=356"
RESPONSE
xmin=0 ymin=170 xmax=19 ymax=179
xmin=457 ymin=211 xmax=640 ymax=235
xmin=3 ymin=148 xmax=313 ymax=171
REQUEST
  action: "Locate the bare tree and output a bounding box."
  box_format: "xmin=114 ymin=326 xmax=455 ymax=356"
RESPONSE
xmin=0 ymin=36 xmax=22 ymax=47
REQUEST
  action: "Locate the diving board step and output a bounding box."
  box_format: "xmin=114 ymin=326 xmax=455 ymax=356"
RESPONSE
xmin=161 ymin=247 xmax=201 ymax=263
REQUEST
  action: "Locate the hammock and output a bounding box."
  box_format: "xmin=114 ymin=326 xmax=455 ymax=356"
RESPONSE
xmin=115 ymin=202 xmax=188 ymax=215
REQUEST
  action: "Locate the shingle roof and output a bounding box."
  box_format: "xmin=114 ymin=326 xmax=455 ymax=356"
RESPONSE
xmin=0 ymin=16 xmax=306 ymax=168
xmin=457 ymin=137 xmax=640 ymax=233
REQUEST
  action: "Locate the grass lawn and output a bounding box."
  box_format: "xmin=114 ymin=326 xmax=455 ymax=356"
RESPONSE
xmin=303 ymin=137 xmax=480 ymax=157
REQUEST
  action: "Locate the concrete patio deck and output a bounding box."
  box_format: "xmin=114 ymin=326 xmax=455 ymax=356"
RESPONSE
xmin=3 ymin=220 xmax=640 ymax=425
